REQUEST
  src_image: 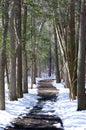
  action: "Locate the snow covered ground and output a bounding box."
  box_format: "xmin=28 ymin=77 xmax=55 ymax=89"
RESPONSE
xmin=43 ymin=81 xmax=86 ymax=130
xmin=0 ymin=78 xmax=86 ymax=130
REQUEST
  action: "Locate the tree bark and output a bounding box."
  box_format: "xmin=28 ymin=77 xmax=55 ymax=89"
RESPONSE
xmin=48 ymin=42 xmax=52 ymax=77
xmin=68 ymin=0 xmax=76 ymax=100
xmin=53 ymin=23 xmax=60 ymax=82
xmin=9 ymin=0 xmax=17 ymax=101
xmin=0 ymin=51 xmax=5 ymax=110
xmin=77 ymin=0 xmax=86 ymax=110
xmin=0 ymin=0 xmax=9 ymax=110
xmin=22 ymin=4 xmax=28 ymax=93
xmin=31 ymin=6 xmax=37 ymax=87
xmin=15 ymin=0 xmax=23 ymax=98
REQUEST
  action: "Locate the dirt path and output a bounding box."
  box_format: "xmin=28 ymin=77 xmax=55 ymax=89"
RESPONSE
xmin=5 ymin=79 xmax=64 ymax=130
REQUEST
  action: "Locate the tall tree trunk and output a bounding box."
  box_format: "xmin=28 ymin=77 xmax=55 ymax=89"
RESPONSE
xmin=77 ymin=0 xmax=86 ymax=110
xmin=37 ymin=18 xmax=46 ymax=78
xmin=3 ymin=0 xmax=9 ymax=88
xmin=22 ymin=4 xmax=28 ymax=93
xmin=53 ymin=24 xmax=60 ymax=82
xmin=15 ymin=0 xmax=23 ymax=98
xmin=48 ymin=42 xmax=52 ymax=77
xmin=31 ymin=60 xmax=34 ymax=89
xmin=31 ymin=8 xmax=37 ymax=88
xmin=67 ymin=0 xmax=76 ymax=99
xmin=2 ymin=0 xmax=9 ymax=68
xmin=0 ymin=0 xmax=9 ymax=110
xmin=48 ymin=24 xmax=52 ymax=77
xmin=0 ymin=51 xmax=5 ymax=110
xmin=9 ymin=0 xmax=17 ymax=101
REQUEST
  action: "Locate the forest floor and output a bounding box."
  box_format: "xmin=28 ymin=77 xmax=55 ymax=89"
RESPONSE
xmin=5 ymin=79 xmax=64 ymax=130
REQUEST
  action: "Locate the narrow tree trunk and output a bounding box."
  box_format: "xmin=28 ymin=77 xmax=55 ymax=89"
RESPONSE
xmin=9 ymin=0 xmax=17 ymax=101
xmin=38 ymin=59 xmax=41 ymax=77
xmin=48 ymin=42 xmax=52 ymax=77
xmin=0 ymin=52 xmax=5 ymax=110
xmin=0 ymin=0 xmax=9 ymax=110
xmin=22 ymin=4 xmax=28 ymax=93
xmin=22 ymin=52 xmax=28 ymax=92
xmin=54 ymin=24 xmax=60 ymax=82
xmin=3 ymin=0 xmax=9 ymax=88
xmin=31 ymin=61 xmax=34 ymax=89
xmin=67 ymin=0 xmax=76 ymax=100
xmin=48 ymin=23 xmax=52 ymax=77
xmin=15 ymin=0 xmax=23 ymax=98
xmin=5 ymin=61 xmax=10 ymax=88
xmin=31 ymin=9 xmax=37 ymax=87
xmin=2 ymin=0 xmax=9 ymax=67
xmin=77 ymin=0 xmax=86 ymax=110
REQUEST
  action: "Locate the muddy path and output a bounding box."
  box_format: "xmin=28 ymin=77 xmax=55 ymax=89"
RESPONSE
xmin=5 ymin=79 xmax=64 ymax=130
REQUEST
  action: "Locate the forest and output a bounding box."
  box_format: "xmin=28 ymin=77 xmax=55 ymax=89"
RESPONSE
xmin=0 ymin=0 xmax=86 ymax=114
